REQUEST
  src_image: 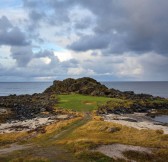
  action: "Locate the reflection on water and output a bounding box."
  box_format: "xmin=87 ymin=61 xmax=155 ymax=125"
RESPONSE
xmin=154 ymin=115 xmax=168 ymax=123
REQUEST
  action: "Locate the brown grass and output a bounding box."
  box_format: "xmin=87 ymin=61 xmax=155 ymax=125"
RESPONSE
xmin=0 ymin=132 xmax=29 ymax=146
xmin=43 ymin=117 xmax=82 ymax=135
xmin=123 ymin=149 xmax=168 ymax=162
xmin=0 ymin=113 xmax=82 ymax=147
xmin=56 ymin=119 xmax=168 ymax=152
xmin=9 ymin=156 xmax=50 ymax=162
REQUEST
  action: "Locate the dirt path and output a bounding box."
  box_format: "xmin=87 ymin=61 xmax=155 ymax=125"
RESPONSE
xmin=95 ymin=144 xmax=153 ymax=161
xmin=53 ymin=113 xmax=91 ymax=140
xmin=0 ymin=144 xmax=32 ymax=155
xmin=0 ymin=113 xmax=91 ymax=161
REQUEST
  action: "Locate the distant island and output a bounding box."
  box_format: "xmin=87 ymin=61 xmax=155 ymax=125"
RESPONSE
xmin=0 ymin=77 xmax=168 ymax=161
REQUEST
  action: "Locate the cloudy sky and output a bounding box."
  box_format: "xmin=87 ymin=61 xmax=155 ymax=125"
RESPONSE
xmin=0 ymin=0 xmax=168 ymax=82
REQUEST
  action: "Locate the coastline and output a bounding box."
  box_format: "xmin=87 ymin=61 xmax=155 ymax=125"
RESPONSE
xmin=0 ymin=77 xmax=168 ymax=161
xmin=103 ymin=113 xmax=168 ymax=134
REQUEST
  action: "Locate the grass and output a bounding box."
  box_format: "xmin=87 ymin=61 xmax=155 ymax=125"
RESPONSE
xmin=0 ymin=110 xmax=82 ymax=147
xmin=0 ymin=117 xmax=84 ymax=162
xmin=55 ymin=118 xmax=168 ymax=161
xmin=1 ymin=94 xmax=168 ymax=161
xmin=9 ymin=157 xmax=50 ymax=162
xmin=56 ymin=94 xmax=121 ymax=112
xmin=0 ymin=132 xmax=29 ymax=147
xmin=57 ymin=120 xmax=168 ymax=149
xmin=76 ymin=151 xmax=114 ymax=162
xmin=26 ymin=116 xmax=83 ymax=145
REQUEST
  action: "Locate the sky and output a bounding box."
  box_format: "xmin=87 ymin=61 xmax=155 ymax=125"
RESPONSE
xmin=0 ymin=0 xmax=168 ymax=82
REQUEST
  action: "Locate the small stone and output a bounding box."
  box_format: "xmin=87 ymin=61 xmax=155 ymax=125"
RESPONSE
xmin=106 ymin=127 xmax=121 ymax=133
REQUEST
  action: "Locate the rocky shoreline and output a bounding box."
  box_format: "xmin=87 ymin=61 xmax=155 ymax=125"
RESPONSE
xmin=0 ymin=77 xmax=168 ymax=134
xmin=0 ymin=114 xmax=72 ymax=134
xmin=98 ymin=100 xmax=168 ymax=116
xmin=103 ymin=113 xmax=168 ymax=134
xmin=0 ymin=92 xmax=75 ymax=134
xmin=0 ymin=93 xmax=58 ymax=122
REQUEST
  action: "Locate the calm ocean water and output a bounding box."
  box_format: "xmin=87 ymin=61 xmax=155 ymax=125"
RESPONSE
xmin=103 ymin=82 xmax=168 ymax=98
xmin=0 ymin=82 xmax=168 ymax=98
xmin=0 ymin=82 xmax=52 ymax=96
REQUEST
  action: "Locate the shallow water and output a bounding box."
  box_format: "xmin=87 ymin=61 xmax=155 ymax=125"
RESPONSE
xmin=154 ymin=115 xmax=168 ymax=123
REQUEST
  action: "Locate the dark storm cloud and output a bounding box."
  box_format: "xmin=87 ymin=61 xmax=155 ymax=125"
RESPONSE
xmin=0 ymin=16 xmax=30 ymax=46
xmin=35 ymin=50 xmax=54 ymax=58
xmin=44 ymin=0 xmax=168 ymax=55
xmin=69 ymin=34 xmax=110 ymax=51
xmin=23 ymin=0 xmax=71 ymax=25
xmin=23 ymin=0 xmax=39 ymax=8
xmin=10 ymin=46 xmax=33 ymax=66
xmin=0 ymin=16 xmax=12 ymax=30
xmin=29 ymin=10 xmax=46 ymax=22
xmin=61 ymin=59 xmax=79 ymax=68
xmin=10 ymin=45 xmax=58 ymax=67
xmin=22 ymin=0 xmax=168 ymax=55
xmin=2 ymin=47 xmax=76 ymax=81
xmin=74 ymin=17 xmax=93 ymax=30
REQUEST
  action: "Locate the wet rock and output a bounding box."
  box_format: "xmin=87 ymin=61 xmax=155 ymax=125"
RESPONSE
xmin=106 ymin=127 xmax=121 ymax=133
xmin=121 ymin=118 xmax=138 ymax=122
xmin=0 ymin=109 xmax=8 ymax=114
xmin=40 ymin=108 xmax=46 ymax=112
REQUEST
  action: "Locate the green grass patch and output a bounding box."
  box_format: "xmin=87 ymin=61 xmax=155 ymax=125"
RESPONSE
xmin=56 ymin=94 xmax=120 ymax=112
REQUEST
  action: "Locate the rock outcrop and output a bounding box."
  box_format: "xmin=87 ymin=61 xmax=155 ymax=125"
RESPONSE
xmin=44 ymin=77 xmax=108 ymax=95
xmin=44 ymin=77 xmax=157 ymax=100
xmin=44 ymin=77 xmax=168 ymax=115
xmin=98 ymin=100 xmax=168 ymax=115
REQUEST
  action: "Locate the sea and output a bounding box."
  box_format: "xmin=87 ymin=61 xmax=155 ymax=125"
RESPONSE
xmin=0 ymin=81 xmax=168 ymax=98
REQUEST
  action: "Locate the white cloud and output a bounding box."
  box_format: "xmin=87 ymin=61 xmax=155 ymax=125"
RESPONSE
xmin=54 ymin=50 xmax=73 ymax=62
xmin=0 ymin=7 xmax=28 ymax=27
xmin=0 ymin=45 xmax=15 ymax=68
xmin=68 ymin=67 xmax=95 ymax=76
xmin=115 ymin=55 xmax=143 ymax=77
